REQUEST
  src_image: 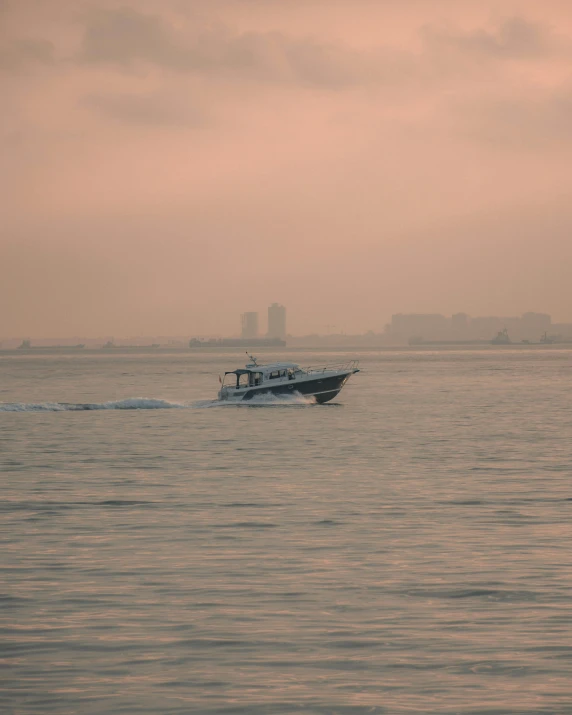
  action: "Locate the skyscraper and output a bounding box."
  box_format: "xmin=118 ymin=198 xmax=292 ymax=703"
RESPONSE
xmin=267 ymin=303 xmax=286 ymax=339
xmin=241 ymin=312 xmax=258 ymax=339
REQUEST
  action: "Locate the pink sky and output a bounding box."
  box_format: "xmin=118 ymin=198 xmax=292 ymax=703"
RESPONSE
xmin=1 ymin=0 xmax=572 ymax=337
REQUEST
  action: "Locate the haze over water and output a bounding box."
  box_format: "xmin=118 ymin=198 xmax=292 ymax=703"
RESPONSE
xmin=2 ymin=348 xmax=572 ymax=713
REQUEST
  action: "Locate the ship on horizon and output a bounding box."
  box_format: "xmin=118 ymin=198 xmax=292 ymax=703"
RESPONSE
xmin=491 ymin=328 xmax=511 ymax=345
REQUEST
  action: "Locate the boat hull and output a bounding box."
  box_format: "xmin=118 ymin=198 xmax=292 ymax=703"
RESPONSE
xmin=229 ymin=371 xmax=352 ymax=403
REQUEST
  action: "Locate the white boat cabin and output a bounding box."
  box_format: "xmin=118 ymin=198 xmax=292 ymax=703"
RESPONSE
xmin=222 ymin=362 xmax=302 ymax=390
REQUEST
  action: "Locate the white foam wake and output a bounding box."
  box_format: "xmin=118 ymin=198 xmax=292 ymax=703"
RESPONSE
xmin=0 ymin=393 xmax=316 ymax=412
xmin=235 ymin=392 xmax=316 ymax=406
xmin=0 ymin=398 xmax=186 ymax=412
xmin=195 ymin=392 xmax=316 ymax=408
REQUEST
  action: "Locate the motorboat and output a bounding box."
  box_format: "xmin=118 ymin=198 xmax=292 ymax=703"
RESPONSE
xmin=218 ymin=355 xmax=360 ymax=404
xmin=491 ymin=328 xmax=511 ymax=345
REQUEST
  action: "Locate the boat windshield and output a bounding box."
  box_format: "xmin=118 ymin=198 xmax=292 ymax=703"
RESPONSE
xmin=223 ymin=371 xmax=263 ymax=388
xmin=223 ymin=371 xmax=249 ymax=388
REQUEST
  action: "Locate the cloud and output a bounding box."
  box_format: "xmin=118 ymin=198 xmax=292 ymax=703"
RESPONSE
xmin=0 ymin=37 xmax=54 ymax=71
xmin=80 ymin=6 xmax=176 ymax=66
xmin=82 ymin=91 xmax=205 ymax=127
xmin=77 ymin=7 xmax=572 ymax=97
xmin=423 ymin=17 xmax=560 ymax=60
xmin=78 ymin=6 xmax=381 ymax=88
xmin=457 ymin=87 xmax=572 ymax=147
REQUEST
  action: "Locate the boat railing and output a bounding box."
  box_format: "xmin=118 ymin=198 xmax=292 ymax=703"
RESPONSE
xmin=302 ymin=360 xmax=359 ymax=375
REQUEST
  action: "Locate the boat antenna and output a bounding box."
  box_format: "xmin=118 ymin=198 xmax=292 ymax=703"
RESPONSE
xmin=246 ymin=351 xmax=258 ymax=366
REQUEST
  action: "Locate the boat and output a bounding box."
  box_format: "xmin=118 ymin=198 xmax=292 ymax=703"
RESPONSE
xmin=218 ymin=354 xmax=360 ymax=404
xmin=540 ymin=332 xmax=553 ymax=344
xmin=491 ymin=328 xmax=511 ymax=345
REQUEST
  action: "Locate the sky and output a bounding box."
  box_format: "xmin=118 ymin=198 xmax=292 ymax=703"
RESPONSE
xmin=1 ymin=0 xmax=572 ymax=337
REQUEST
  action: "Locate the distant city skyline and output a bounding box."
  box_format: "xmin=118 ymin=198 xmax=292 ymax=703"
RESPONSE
xmin=3 ymin=308 xmax=572 ymax=349
xmin=239 ymin=304 xmax=287 ymax=340
xmin=267 ymin=304 xmax=287 ymax=341
xmin=240 ymin=312 xmax=259 ymax=340
xmin=387 ymin=311 xmax=572 ymax=343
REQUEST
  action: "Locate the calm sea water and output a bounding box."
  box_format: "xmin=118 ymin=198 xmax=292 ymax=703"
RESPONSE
xmin=2 ymin=348 xmax=572 ymax=714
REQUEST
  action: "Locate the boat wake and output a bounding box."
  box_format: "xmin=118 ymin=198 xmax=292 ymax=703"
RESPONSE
xmin=221 ymin=392 xmax=316 ymax=407
xmin=0 ymin=393 xmax=317 ymax=412
xmin=0 ymin=398 xmax=187 ymax=412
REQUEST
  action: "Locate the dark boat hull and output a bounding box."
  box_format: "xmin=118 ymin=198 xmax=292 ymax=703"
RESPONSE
xmin=240 ymin=371 xmax=351 ymax=403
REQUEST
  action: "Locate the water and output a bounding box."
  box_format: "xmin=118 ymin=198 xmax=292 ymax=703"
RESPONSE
xmin=2 ymin=348 xmax=572 ymax=714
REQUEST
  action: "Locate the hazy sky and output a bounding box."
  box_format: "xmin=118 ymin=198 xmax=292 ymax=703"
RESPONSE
xmin=2 ymin=0 xmax=572 ymax=337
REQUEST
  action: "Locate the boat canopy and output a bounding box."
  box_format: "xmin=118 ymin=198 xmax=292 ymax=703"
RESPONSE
xmin=264 ymin=362 xmax=299 ymax=369
xmin=226 ymin=364 xmax=299 ymax=375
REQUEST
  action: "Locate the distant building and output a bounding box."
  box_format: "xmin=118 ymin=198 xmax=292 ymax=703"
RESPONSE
xmin=241 ymin=312 xmax=259 ymax=339
xmin=552 ymin=323 xmax=572 ymax=340
xmin=469 ymin=313 xmax=551 ymax=341
xmin=386 ymin=311 xmax=557 ymax=344
xmin=267 ymin=303 xmax=286 ymax=340
xmin=469 ymin=316 xmax=505 ymax=340
xmin=451 ymin=313 xmax=470 ymax=332
xmin=390 ymin=313 xmax=449 ymax=340
xmin=520 ymin=312 xmax=551 ymax=337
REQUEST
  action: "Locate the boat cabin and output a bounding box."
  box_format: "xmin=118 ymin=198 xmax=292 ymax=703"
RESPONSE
xmin=222 ymin=362 xmax=302 ymax=390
